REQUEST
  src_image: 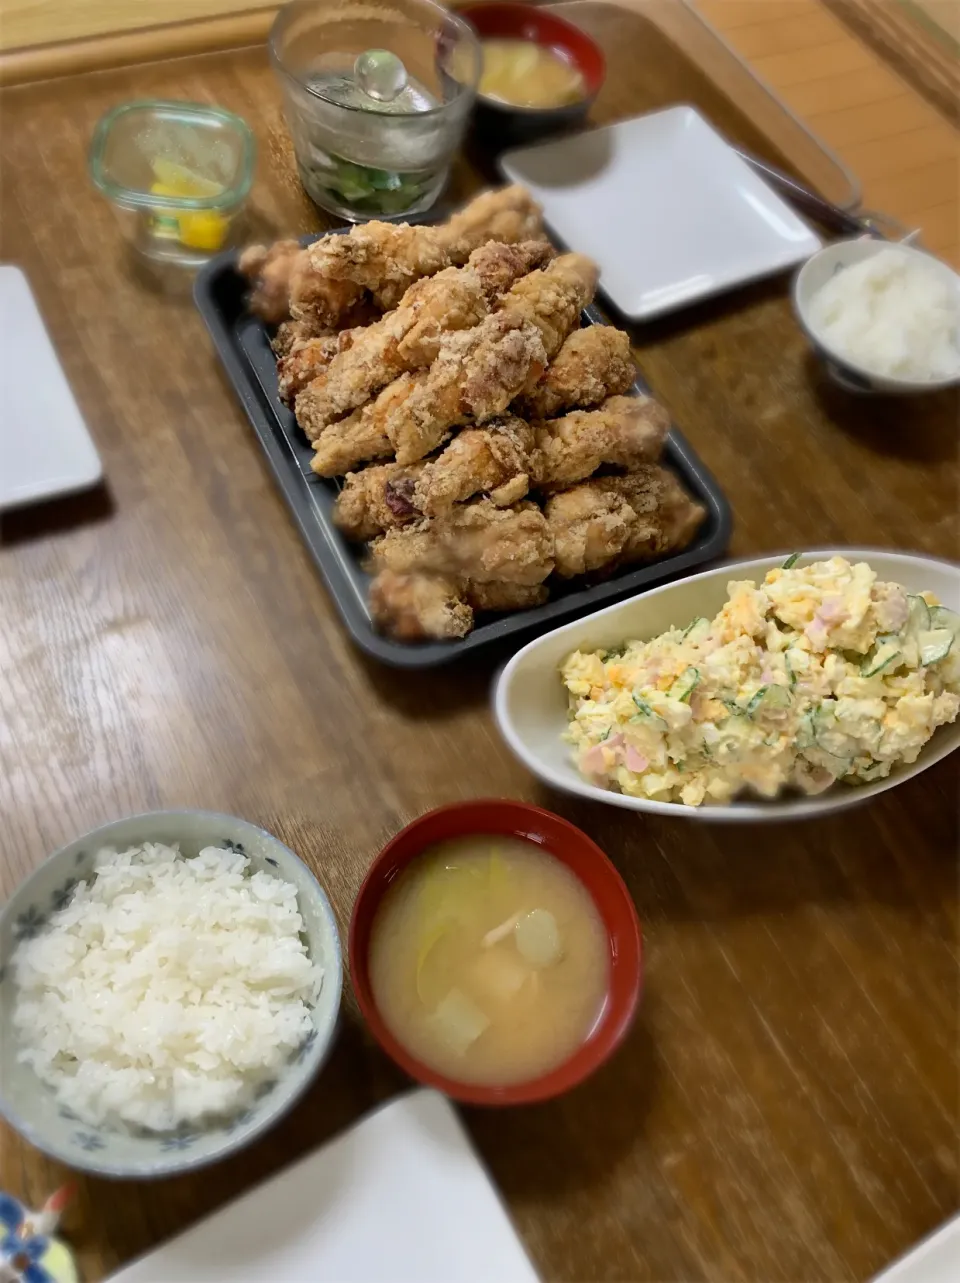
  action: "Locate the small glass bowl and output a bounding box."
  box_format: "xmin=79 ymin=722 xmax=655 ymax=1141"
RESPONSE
xmin=89 ymin=100 xmax=256 ymax=268
xmin=269 ymin=0 xmax=480 ymax=222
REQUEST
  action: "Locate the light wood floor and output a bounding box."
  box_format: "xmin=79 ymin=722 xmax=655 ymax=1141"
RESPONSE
xmin=694 ymin=0 xmax=960 ymax=264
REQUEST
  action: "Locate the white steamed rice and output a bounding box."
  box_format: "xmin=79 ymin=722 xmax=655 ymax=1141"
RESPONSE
xmin=12 ymin=842 xmax=322 ymax=1133
xmin=808 ymin=247 xmax=960 ymax=381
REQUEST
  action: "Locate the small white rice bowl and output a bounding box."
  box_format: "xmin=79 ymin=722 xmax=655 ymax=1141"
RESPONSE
xmin=0 ymin=811 xmax=342 ymax=1177
xmin=794 ymin=240 xmax=960 ymax=391
xmin=12 ymin=842 xmax=322 ymax=1133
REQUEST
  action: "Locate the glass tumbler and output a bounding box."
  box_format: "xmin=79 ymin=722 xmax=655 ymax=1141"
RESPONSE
xmin=269 ymin=0 xmax=481 ymax=222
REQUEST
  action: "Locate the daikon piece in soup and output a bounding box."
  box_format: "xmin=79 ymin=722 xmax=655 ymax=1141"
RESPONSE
xmin=477 ymin=39 xmax=587 ymax=109
xmin=368 ymin=836 xmax=609 ymax=1085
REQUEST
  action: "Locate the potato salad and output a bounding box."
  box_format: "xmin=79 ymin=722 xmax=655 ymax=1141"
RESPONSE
xmin=560 ymin=556 xmax=960 ymax=806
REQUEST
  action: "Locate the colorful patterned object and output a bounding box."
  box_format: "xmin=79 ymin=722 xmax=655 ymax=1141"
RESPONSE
xmin=0 ymin=1188 xmax=78 ymax=1283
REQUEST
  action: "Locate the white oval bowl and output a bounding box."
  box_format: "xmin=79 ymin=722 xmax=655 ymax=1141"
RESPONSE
xmin=495 ymin=550 xmax=960 ymax=822
xmin=792 ymin=239 xmax=960 ymax=395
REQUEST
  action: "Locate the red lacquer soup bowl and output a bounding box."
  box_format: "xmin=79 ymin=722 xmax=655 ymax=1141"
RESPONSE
xmin=349 ymin=798 xmax=642 ymax=1106
xmin=460 ymin=3 xmax=606 ymax=144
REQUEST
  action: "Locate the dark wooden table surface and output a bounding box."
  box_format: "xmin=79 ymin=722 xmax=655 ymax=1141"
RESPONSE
xmin=1 ymin=4 xmax=957 ymax=1280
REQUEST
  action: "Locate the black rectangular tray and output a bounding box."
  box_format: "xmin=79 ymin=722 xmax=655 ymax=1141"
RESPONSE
xmin=194 ymin=235 xmax=732 ymax=667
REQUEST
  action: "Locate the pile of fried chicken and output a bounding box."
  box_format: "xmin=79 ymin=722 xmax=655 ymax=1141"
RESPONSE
xmin=240 ymin=186 xmax=706 ymax=641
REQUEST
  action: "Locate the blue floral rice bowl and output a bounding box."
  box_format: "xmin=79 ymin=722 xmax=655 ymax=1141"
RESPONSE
xmin=0 ymin=811 xmax=342 ymax=1177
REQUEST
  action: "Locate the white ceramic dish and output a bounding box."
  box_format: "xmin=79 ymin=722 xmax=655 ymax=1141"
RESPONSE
xmin=494 ymin=550 xmax=960 ymax=822
xmin=0 ymin=264 xmax=102 ymax=511
xmin=0 ymin=810 xmax=343 ymax=1177
xmin=792 ymin=238 xmax=960 ymax=394
xmin=499 ymin=105 xmax=821 ymax=321
xmin=871 ymin=1214 xmax=960 ymax=1283
xmin=106 ymin=1091 xmax=538 ymax=1283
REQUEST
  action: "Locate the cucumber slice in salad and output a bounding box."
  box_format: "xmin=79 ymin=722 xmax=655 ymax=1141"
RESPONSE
xmin=928 ymin=605 xmax=959 ymax=633
xmin=681 ymin=617 xmax=710 ymax=643
xmin=669 ymin=667 xmax=700 ymax=702
xmin=906 ymin=595 xmax=931 ymax=632
xmin=861 ymin=641 xmax=902 ymax=677
xmin=631 ymin=694 xmax=669 ymax=733
xmin=795 ymin=710 xmax=814 ymax=748
xmin=919 ymin=628 xmax=953 ymax=665
xmin=746 ymin=684 xmax=792 ymax=715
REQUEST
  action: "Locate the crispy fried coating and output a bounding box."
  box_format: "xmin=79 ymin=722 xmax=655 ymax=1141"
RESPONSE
xmin=413 ymin=415 xmax=535 ymax=515
xmin=294 ymin=240 xmax=551 ymax=434
xmin=498 ymin=253 xmax=598 ymax=360
xmin=289 ymin=259 xmax=368 ymax=333
xmin=396 ymin=239 xmax=552 ymax=368
xmin=244 ymin=187 xmax=544 ymax=329
xmin=515 ymin=326 xmax=635 ymax=418
xmin=610 ymin=469 xmax=707 ymax=559
xmin=333 ymin=461 xmax=427 ymax=541
xmin=369 ymin=571 xmax=473 ymax=641
xmin=272 ymin=319 xmax=313 ymax=358
xmin=371 ymin=498 xmax=554 ymax=586
xmin=441 ymin=185 xmax=544 ymax=262
xmin=277 ymin=333 xmax=344 ymax=404
xmin=385 ymin=315 xmax=547 ymax=465
xmin=544 ymin=466 xmax=705 ymax=577
xmin=309 ymin=374 xmax=422 ymax=472
xmin=305 ymin=221 xmax=450 ymax=316
xmin=239 ymin=240 xmax=303 ymax=325
xmin=368 ymin=564 xmax=549 ymax=640
xmin=464 ymin=580 xmax=549 ymax=612
xmin=531 ymin=393 xmax=670 ymax=491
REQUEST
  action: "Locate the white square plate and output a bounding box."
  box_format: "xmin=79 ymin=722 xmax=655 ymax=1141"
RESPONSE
xmin=0 ymin=264 xmax=102 ymax=512
xmin=500 ymin=106 xmax=822 ymax=321
xmin=107 ymin=1091 xmax=539 ymax=1283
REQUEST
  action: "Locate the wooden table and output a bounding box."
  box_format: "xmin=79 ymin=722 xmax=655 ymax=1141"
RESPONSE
xmin=1 ymin=4 xmax=957 ymax=1280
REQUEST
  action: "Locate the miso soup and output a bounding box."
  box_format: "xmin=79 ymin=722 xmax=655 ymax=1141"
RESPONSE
xmin=368 ymin=836 xmax=609 ymax=1085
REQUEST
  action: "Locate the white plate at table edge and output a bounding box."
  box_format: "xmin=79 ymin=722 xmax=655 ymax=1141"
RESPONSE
xmin=494 ymin=549 xmax=960 ymax=822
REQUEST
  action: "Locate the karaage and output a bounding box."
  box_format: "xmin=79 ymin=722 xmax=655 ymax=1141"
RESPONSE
xmin=515 ymin=326 xmax=635 ymax=418
xmin=531 ymin=393 xmax=670 ymax=491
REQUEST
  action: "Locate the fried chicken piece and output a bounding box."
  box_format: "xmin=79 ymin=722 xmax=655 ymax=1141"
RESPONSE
xmin=333 ymin=461 xmax=427 ymax=541
xmin=309 ymin=374 xmax=422 ymax=472
xmin=610 ymin=469 xmax=707 ymax=560
xmin=253 ymin=187 xmax=544 ymax=329
xmin=304 ymin=221 xmax=450 ymax=318
xmin=515 ymin=326 xmax=636 ymax=418
xmin=396 ymin=239 xmax=552 ymax=367
xmin=294 ymin=240 xmax=551 ymax=435
xmin=545 ymin=466 xmax=706 ymax=577
xmin=239 ymin=240 xmax=303 ymax=325
xmin=277 ymin=333 xmax=344 ymax=404
xmin=531 ymin=394 xmax=670 ymax=492
xmin=272 ymin=319 xmax=313 ymax=358
xmin=369 ymin=571 xmax=473 ymax=641
xmin=441 ymin=185 xmax=544 ymax=262
xmin=386 ymin=315 xmax=547 ymax=465
xmin=289 ymin=261 xmax=368 ymax=334
xmin=498 ymin=254 xmax=598 ymax=360
xmin=413 ymin=415 xmax=535 ymax=515
xmin=371 ymin=498 xmax=554 ymax=585
xmin=543 ymin=486 xmax=634 ymax=578
xmin=464 ymin=580 xmax=549 ymax=612
xmin=367 ymin=564 xmax=550 ymax=640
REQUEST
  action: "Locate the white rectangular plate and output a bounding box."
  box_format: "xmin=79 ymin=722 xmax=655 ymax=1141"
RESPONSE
xmin=0 ymin=264 xmax=102 ymax=511
xmin=871 ymin=1216 xmax=960 ymax=1283
xmin=500 ymin=106 xmax=822 ymax=321
xmin=108 ymin=1091 xmax=539 ymax=1283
